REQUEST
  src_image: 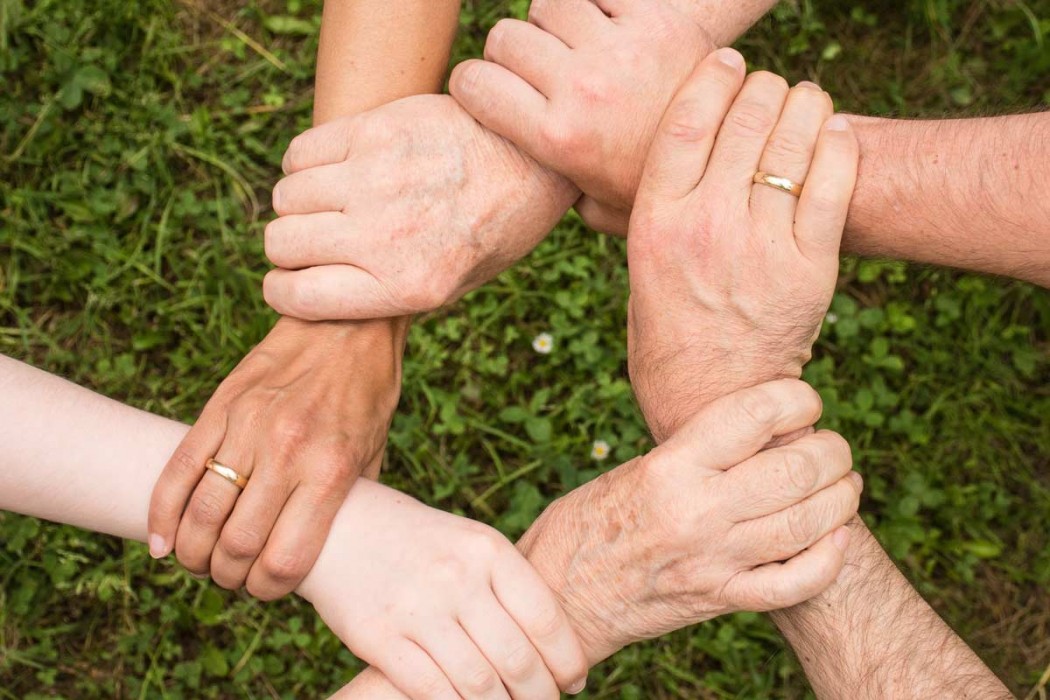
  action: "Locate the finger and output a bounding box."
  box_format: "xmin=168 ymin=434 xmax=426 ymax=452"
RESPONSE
xmin=373 ymin=637 xmax=461 ymax=700
xmin=281 ymin=116 xmax=360 ymax=175
xmin=264 ymin=212 xmax=362 ymax=271
xmin=727 ymin=525 xmax=851 ymax=611
xmin=491 ymin=554 xmax=589 ymax=694
xmin=528 ymin=0 xmax=611 ymax=47
xmin=209 ymin=463 xmax=295 ymax=590
xmin=148 ymin=408 xmax=226 ymax=558
xmin=574 ymin=196 xmax=629 ymax=236
xmin=591 ymin=0 xmax=631 ymax=17
xmin=245 ymin=483 xmax=347 ymax=600
xmin=750 ymin=82 xmax=833 ymax=232
xmin=449 ymin=59 xmax=548 ymax=161
xmin=173 ymin=437 xmax=254 ymax=576
xmin=704 ymin=70 xmax=790 ymax=196
xmin=484 ymin=19 xmax=570 ymax=96
xmin=736 ymin=472 xmax=862 ymax=565
xmin=271 ymin=163 xmax=351 ymax=216
xmin=637 ymin=48 xmax=746 ymax=204
xmin=262 ymin=266 xmax=396 ymax=322
xmin=721 ymin=430 xmax=853 ymax=521
xmin=416 ymin=623 xmax=511 ymax=700
xmin=657 ymin=379 xmax=824 ymax=473
xmin=794 ymin=114 xmax=859 ymax=261
xmin=459 ymin=598 xmax=560 ymax=699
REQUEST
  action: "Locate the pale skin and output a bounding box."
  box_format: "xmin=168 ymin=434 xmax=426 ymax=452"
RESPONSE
xmin=0 ymin=355 xmax=857 ymax=698
xmin=147 ymin=0 xmax=462 ymax=605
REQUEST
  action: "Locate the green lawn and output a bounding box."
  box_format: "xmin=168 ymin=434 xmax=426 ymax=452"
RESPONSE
xmin=1 ymin=0 xmax=1048 ymax=697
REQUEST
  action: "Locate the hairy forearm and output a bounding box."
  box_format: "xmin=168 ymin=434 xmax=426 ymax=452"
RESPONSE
xmin=845 ymin=113 xmax=1050 ymax=286
xmin=771 ymin=518 xmax=1010 ymax=699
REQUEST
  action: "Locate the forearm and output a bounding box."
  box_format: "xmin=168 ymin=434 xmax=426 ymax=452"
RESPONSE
xmin=672 ymin=0 xmax=777 ymax=45
xmin=314 ymin=0 xmax=460 ymax=123
xmin=845 ymin=113 xmax=1050 ymax=286
xmin=771 ymin=518 xmax=1010 ymax=699
xmin=0 ymin=355 xmax=402 ymax=699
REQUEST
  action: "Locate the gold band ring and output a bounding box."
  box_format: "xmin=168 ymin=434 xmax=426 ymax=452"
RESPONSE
xmin=753 ymin=171 xmax=803 ymax=197
xmin=205 ymin=458 xmax=249 ymax=490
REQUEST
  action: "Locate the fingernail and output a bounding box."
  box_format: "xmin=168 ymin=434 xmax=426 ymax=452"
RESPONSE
xmin=714 ymin=48 xmax=744 ymax=70
xmin=567 ymin=677 xmax=587 ymax=695
xmin=832 ymin=526 xmax=851 ymax=552
xmin=148 ymin=534 xmax=169 ymax=559
xmin=797 ymin=80 xmax=821 ymax=90
xmin=825 ymin=114 xmax=850 ymax=131
xmin=271 ymin=185 xmax=282 ymax=212
xmin=849 ymin=471 xmax=864 ymax=492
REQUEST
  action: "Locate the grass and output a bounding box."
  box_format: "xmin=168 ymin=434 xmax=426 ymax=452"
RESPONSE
xmin=1 ymin=0 xmax=1048 ymax=697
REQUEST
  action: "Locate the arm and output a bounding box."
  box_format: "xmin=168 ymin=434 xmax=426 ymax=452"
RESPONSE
xmin=0 ymin=354 xmax=589 ymax=698
xmin=0 ymin=355 xmax=856 ymax=699
xmin=261 ymin=0 xmax=783 ymax=320
xmin=313 ymin=0 xmax=460 ymax=121
xmin=147 ymin=0 xmax=460 ymax=601
xmin=845 ymin=114 xmax=1050 ymax=287
xmin=623 ymin=54 xmax=1010 ymax=696
xmin=770 ymin=521 xmax=1011 ymax=699
xmin=451 ymin=4 xmax=1050 ymax=288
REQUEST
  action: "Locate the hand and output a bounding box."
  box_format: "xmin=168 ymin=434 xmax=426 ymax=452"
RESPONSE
xmin=450 ymin=0 xmax=714 ymax=235
xmin=262 ymin=94 xmax=578 ymax=321
xmin=148 ymin=317 xmax=406 ymax=599
xmin=517 ymin=380 xmax=861 ymax=663
xmin=298 ymin=480 xmax=589 ymax=699
xmin=626 ymin=50 xmax=859 ymax=442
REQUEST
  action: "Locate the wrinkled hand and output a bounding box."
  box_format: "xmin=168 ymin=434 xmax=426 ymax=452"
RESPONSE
xmin=262 ymin=94 xmax=577 ymax=321
xmin=517 ymin=380 xmax=861 ymax=663
xmin=148 ymin=317 xmax=405 ymax=599
xmin=626 ymin=50 xmax=859 ymax=442
xmin=451 ymin=0 xmax=712 ymax=234
xmin=298 ymin=479 xmax=589 ymax=699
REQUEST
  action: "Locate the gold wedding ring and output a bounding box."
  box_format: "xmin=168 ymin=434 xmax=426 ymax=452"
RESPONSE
xmin=753 ymin=171 xmax=803 ymax=198
xmin=205 ymin=458 xmax=249 ymax=490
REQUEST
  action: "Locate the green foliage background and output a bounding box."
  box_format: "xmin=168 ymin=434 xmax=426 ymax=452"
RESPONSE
xmin=1 ymin=0 xmax=1048 ymax=697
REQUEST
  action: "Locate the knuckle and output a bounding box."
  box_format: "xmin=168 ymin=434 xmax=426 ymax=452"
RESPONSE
xmin=527 ymin=0 xmax=548 ymax=24
xmin=260 ymin=548 xmax=311 ymax=584
xmin=464 ymin=667 xmax=499 ymax=695
xmin=484 ymin=19 xmax=512 ymax=57
xmin=269 ymin=416 xmax=310 ymax=455
xmin=168 ymin=448 xmax=204 ymax=479
xmin=219 ymin=526 xmax=265 ymax=561
xmin=540 ymin=119 xmax=578 ymax=153
xmin=782 ymin=447 xmax=820 ymax=495
xmin=527 ymin=603 xmax=565 ymax=641
xmin=786 ymin=503 xmax=818 ymax=549
xmin=736 ymin=386 xmax=778 ymax=431
xmin=188 ymin=491 xmax=229 ymax=528
xmin=502 ymin=644 xmax=539 ymax=681
xmin=765 ymin=131 xmax=812 ymax=162
xmin=726 ymin=102 xmax=777 ymax=135
xmin=663 ymin=101 xmax=714 ymax=144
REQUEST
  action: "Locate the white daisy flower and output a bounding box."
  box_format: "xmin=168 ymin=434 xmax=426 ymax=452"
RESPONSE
xmin=591 ymin=440 xmax=611 ymax=461
xmin=532 ymin=332 xmax=554 ymax=355
xmin=825 ymin=312 xmax=839 ymax=325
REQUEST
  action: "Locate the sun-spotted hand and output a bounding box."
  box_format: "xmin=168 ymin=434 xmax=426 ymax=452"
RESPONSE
xmin=625 ymin=48 xmax=860 ymax=442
